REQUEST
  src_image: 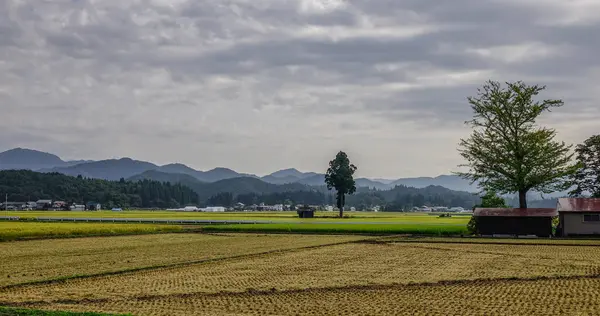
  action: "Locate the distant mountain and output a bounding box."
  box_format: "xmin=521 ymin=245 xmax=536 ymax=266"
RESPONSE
xmin=262 ymin=168 xmax=320 ymax=184
xmin=156 ymin=163 xmax=202 ymax=178
xmin=128 ymin=170 xmax=203 ymax=186
xmin=0 ymin=148 xmax=66 ymax=170
xmin=355 ymin=178 xmax=392 ymax=190
xmin=156 ymin=164 xmax=256 ymax=182
xmin=127 ymin=170 xmax=312 ymax=202
xmin=200 ymin=167 xmax=255 ymax=182
xmin=267 ymin=168 xmax=307 ymax=179
xmin=296 ymin=174 xmax=327 ymax=186
xmin=46 ymin=158 xmax=158 ymax=181
xmin=261 ymin=174 xmax=303 ymax=184
xmin=391 ymin=175 xmax=479 ymax=193
xmin=64 ymin=160 xmax=95 ymax=167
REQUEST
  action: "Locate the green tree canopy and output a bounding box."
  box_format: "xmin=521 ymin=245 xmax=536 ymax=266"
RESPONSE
xmin=570 ymin=135 xmax=600 ymax=198
xmin=457 ymin=81 xmax=578 ymax=208
xmin=324 ymin=151 xmax=357 ymax=217
xmin=476 ymin=190 xmax=508 ymax=209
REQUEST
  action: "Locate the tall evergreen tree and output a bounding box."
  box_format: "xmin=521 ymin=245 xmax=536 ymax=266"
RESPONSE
xmin=324 ymin=151 xmax=357 ymax=217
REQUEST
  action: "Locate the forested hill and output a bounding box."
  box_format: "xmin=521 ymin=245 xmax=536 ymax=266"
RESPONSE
xmin=0 ymin=170 xmax=198 ymax=209
xmin=1 ymin=170 xmax=481 ymax=210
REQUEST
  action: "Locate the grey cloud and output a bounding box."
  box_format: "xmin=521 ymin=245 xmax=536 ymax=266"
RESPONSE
xmin=1 ymin=0 xmax=599 ymax=177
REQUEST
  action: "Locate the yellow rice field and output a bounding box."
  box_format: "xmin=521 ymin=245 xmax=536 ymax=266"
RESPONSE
xmin=0 ymin=222 xmax=183 ymax=241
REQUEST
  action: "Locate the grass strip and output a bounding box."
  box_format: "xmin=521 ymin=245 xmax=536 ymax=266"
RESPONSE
xmin=201 ymin=223 xmax=467 ymax=236
xmin=0 ymin=306 xmax=129 ymax=316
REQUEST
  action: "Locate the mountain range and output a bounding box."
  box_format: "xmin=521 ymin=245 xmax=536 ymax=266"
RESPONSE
xmin=0 ymin=147 xmax=479 ymax=192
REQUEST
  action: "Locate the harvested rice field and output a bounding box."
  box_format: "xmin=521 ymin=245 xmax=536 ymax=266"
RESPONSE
xmin=1 ymin=235 xmax=600 ymax=315
xmin=0 ymin=233 xmax=367 ymax=286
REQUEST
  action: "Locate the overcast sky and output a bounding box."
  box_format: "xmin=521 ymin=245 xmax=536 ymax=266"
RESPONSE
xmin=1 ymin=0 xmax=599 ymax=178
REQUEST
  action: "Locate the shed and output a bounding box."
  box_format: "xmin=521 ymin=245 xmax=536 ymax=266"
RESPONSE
xmin=557 ymin=198 xmax=600 ymax=237
xmin=473 ymin=208 xmax=557 ymax=237
xmin=297 ymin=205 xmax=315 ymax=218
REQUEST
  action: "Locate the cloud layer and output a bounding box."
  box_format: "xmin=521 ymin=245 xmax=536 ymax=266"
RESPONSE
xmin=2 ymin=0 xmax=599 ymax=177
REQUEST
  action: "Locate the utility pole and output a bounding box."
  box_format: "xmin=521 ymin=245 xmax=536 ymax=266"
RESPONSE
xmin=5 ymin=194 xmax=7 ymax=212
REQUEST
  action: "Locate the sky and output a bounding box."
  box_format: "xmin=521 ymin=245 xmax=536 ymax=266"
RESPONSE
xmin=1 ymin=0 xmax=600 ymax=178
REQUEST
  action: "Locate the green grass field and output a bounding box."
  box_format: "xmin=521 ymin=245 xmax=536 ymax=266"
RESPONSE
xmin=0 ymin=222 xmax=183 ymax=241
xmin=2 ymin=210 xmax=471 ymax=223
xmin=202 ymin=222 xmax=468 ymax=235
xmin=0 ymin=211 xmax=471 ymax=238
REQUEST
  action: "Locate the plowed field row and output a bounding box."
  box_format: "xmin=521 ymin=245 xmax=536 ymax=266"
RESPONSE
xmin=5 ymin=276 xmax=600 ymax=316
xmin=0 ymin=233 xmax=369 ymax=286
xmin=3 ymin=236 xmax=600 ymax=315
xmin=3 ymin=242 xmax=600 ymax=304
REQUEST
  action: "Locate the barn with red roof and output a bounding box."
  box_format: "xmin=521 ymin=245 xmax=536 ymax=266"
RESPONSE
xmin=473 ymin=208 xmax=557 ymax=237
xmin=557 ymin=198 xmax=600 ymax=236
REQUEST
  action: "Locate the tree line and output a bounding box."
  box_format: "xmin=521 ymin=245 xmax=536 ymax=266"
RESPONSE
xmin=0 ymin=170 xmax=199 ymax=209
xmin=206 ymin=185 xmax=480 ymax=210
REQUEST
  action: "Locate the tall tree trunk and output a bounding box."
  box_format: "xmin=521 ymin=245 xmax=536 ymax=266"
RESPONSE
xmin=518 ymin=189 xmax=528 ymax=209
xmin=337 ymin=192 xmax=343 ymax=218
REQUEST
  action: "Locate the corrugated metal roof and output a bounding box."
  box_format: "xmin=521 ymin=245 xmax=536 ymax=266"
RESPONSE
xmin=557 ymin=198 xmax=600 ymax=213
xmin=474 ymin=208 xmax=557 ymax=217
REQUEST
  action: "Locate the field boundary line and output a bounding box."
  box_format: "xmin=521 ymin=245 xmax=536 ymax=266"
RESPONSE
xmin=3 ymin=273 xmax=600 ymax=307
xmin=361 ymin=238 xmax=600 ymax=247
xmin=0 ymin=236 xmax=376 ymax=291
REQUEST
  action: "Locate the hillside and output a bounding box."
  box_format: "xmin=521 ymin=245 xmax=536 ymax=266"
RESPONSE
xmin=46 ymin=158 xmax=158 ymax=181
xmin=0 ymin=170 xmax=198 ymax=209
xmin=128 ymin=170 xmax=205 ymax=191
xmin=127 ymin=170 xmax=312 ymax=201
xmin=0 ymin=148 xmax=66 ymax=170
xmin=391 ymin=175 xmax=479 ymax=193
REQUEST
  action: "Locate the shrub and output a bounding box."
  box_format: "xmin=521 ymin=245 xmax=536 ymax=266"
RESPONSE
xmin=467 ymin=216 xmax=479 ymax=235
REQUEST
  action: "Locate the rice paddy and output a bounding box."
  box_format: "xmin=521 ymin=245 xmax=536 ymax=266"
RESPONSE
xmin=1 ymin=234 xmax=600 ymax=315
xmin=2 ymin=210 xmax=471 ymax=224
xmin=0 ymin=222 xmax=183 ymax=242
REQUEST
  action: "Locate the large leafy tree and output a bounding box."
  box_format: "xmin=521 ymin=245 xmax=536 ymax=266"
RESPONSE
xmin=457 ymin=81 xmax=578 ymax=209
xmin=477 ymin=190 xmax=508 ymax=208
xmin=570 ymin=135 xmax=600 ymax=198
xmin=325 ymin=151 xmax=357 ymax=217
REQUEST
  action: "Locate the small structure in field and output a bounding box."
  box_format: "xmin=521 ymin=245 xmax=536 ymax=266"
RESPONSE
xmin=86 ymin=202 xmax=101 ymax=211
xmin=35 ymin=200 xmax=52 ymax=210
xmin=473 ymin=208 xmax=557 ymax=237
xmin=70 ymin=204 xmax=85 ymax=211
xmin=557 ymin=198 xmax=600 ymax=237
xmin=297 ymin=205 xmax=315 ymax=218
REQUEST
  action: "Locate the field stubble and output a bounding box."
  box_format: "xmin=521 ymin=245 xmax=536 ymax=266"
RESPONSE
xmin=0 ymin=233 xmax=368 ymax=286
xmin=2 ymin=237 xmax=600 ymax=315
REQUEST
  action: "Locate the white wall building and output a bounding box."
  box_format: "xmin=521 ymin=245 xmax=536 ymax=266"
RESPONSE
xmin=202 ymin=206 xmax=226 ymax=212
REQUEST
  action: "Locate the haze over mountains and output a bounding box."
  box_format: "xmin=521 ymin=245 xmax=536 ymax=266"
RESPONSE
xmin=0 ymin=148 xmax=479 ymax=192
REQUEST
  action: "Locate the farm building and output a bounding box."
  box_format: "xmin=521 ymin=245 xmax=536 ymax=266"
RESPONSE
xmin=297 ymin=205 xmax=315 ymax=218
xmin=86 ymin=202 xmax=101 ymax=211
xmin=473 ymin=208 xmax=557 ymax=237
xmin=35 ymin=200 xmax=52 ymax=210
xmin=557 ymin=198 xmax=600 ymax=237
xmin=70 ymin=204 xmax=85 ymax=211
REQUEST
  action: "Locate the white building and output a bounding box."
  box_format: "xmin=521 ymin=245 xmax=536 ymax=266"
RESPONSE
xmin=70 ymin=204 xmax=85 ymax=211
xmin=202 ymin=206 xmax=226 ymax=212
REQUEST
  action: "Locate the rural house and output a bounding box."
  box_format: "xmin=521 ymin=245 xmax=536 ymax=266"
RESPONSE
xmin=557 ymin=198 xmax=600 ymax=237
xmin=86 ymin=202 xmax=101 ymax=211
xmin=473 ymin=208 xmax=557 ymax=237
xmin=35 ymin=200 xmax=52 ymax=210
